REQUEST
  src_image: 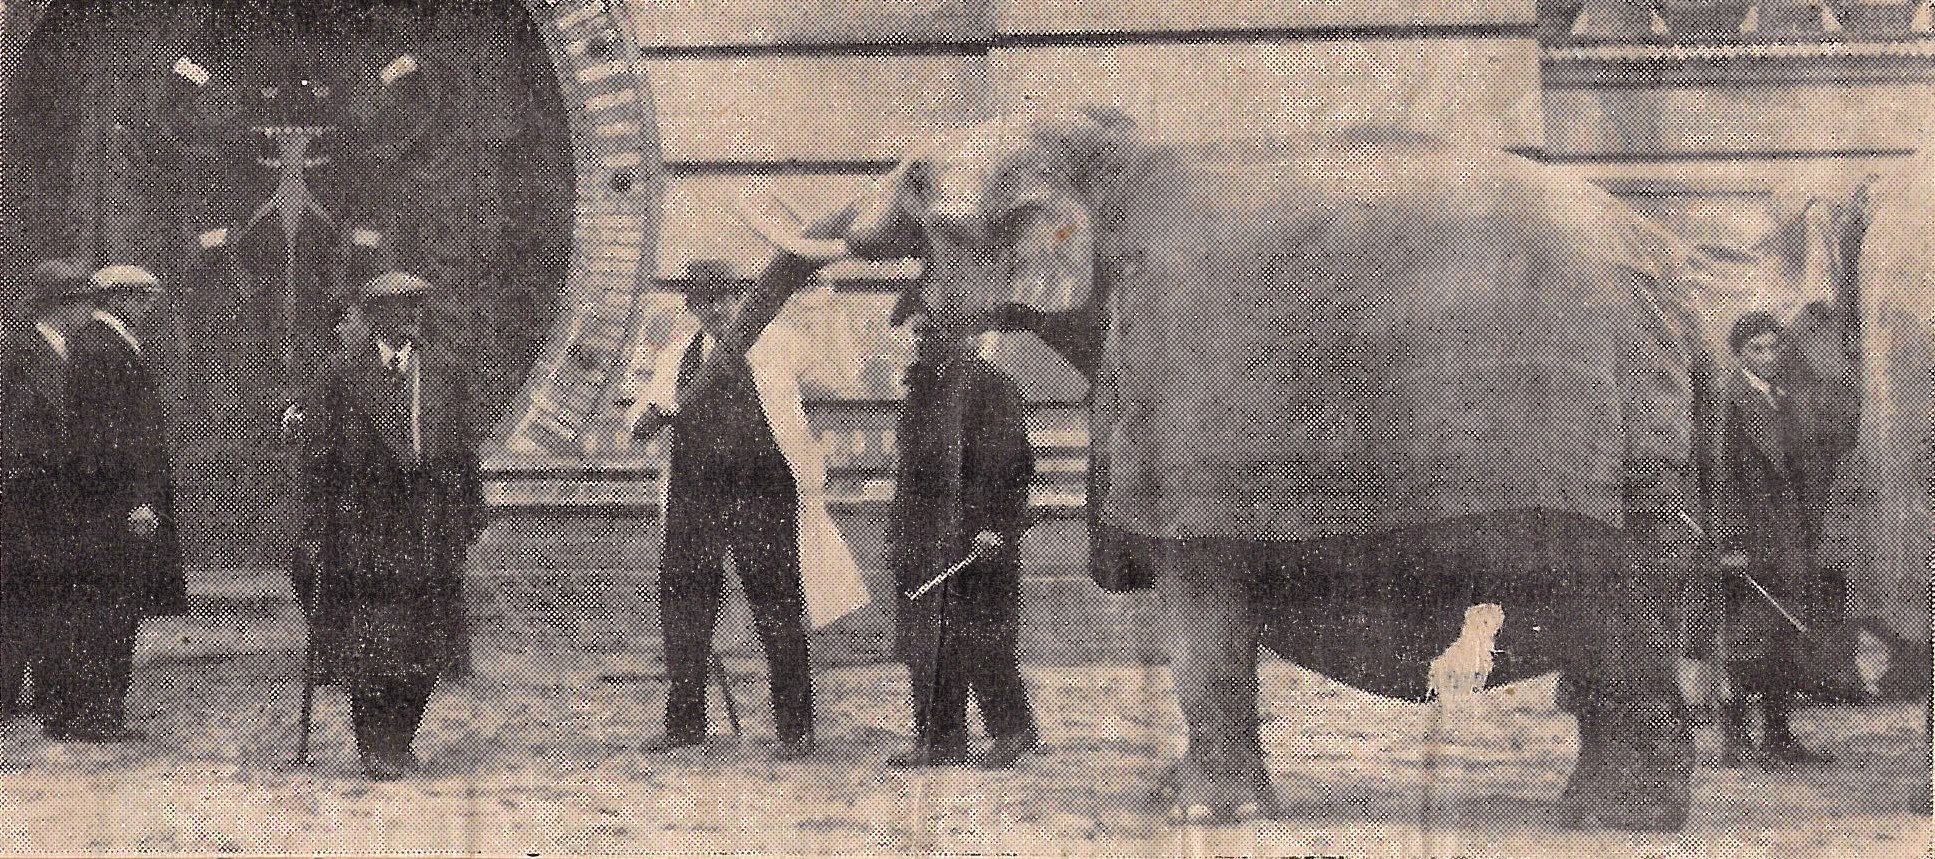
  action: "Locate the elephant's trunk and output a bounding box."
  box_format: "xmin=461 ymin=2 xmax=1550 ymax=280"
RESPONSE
xmin=667 ymin=202 xmax=862 ymax=418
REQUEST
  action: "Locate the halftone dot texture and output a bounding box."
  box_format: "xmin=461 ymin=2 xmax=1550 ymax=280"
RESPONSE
xmin=0 ymin=1 xmax=1927 ymax=857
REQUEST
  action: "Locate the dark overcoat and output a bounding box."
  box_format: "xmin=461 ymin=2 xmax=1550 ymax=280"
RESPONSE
xmin=1712 ymin=368 xmax=1823 ymax=660
xmin=891 ymin=355 xmax=1035 ymax=663
xmin=66 ymin=318 xmax=187 ymax=616
xmin=0 ymin=329 xmax=73 ymax=609
xmin=298 ymin=343 xmax=482 ymax=683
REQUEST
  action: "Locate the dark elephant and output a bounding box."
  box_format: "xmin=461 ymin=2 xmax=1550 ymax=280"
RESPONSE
xmin=723 ymin=108 xmax=1896 ymax=830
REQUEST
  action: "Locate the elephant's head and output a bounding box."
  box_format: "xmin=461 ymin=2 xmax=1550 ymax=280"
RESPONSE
xmin=746 ymin=107 xmax=1175 ymax=340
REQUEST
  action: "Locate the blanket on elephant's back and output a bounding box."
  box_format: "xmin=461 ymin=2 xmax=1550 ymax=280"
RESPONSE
xmin=1091 ymin=142 xmax=1711 ymax=543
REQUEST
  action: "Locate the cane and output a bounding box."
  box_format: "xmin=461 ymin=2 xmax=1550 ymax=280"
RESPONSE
xmin=711 ymin=654 xmax=742 ymax=737
xmin=295 ymin=599 xmax=317 ymax=766
xmin=282 ymin=404 xmax=320 ymax=766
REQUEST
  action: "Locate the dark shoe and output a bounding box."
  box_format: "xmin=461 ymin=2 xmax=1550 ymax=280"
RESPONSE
xmin=397 ymin=749 xmax=424 ymax=773
xmin=979 ymin=729 xmax=1042 ymax=769
xmin=65 ymin=724 xmax=148 ymax=743
xmin=362 ymin=754 xmax=407 ymax=781
xmin=1762 ymin=738 xmax=1835 ymax=766
xmin=641 ymin=732 xmax=706 ymax=754
xmin=772 ymin=735 xmax=815 ymax=761
xmin=1718 ymin=740 xmax=1754 ymax=768
xmin=887 ymin=736 xmax=970 ymax=768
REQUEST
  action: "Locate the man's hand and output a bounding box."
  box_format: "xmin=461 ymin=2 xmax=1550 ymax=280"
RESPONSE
xmin=972 ymin=530 xmax=1004 ymax=555
xmin=128 ymin=504 xmax=159 ymax=537
xmin=1718 ymin=551 xmax=1750 ymax=571
xmin=632 ymin=403 xmax=677 ymax=440
xmin=279 ymin=403 xmax=304 ymax=440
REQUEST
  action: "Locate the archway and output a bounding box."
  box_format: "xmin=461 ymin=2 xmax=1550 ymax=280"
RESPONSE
xmin=0 ymin=0 xmax=663 ymax=565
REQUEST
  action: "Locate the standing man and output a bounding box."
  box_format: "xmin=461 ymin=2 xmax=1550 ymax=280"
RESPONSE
xmin=627 ymin=260 xmax=866 ymax=760
xmin=58 ymin=264 xmax=188 ymax=741
xmin=1713 ymin=310 xmax=1833 ymax=767
xmin=887 ymin=304 xmax=1039 ymax=768
xmin=0 ymin=259 xmax=91 ymax=725
xmin=297 ymin=272 xmax=483 ymax=780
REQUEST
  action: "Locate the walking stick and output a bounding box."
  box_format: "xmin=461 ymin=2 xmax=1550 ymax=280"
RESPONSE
xmin=282 ymin=404 xmax=320 ymax=766
xmin=295 ymin=597 xmax=317 ymax=766
xmin=711 ymin=654 xmax=742 ymax=737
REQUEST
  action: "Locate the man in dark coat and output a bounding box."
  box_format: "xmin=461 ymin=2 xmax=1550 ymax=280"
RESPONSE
xmin=635 ymin=264 xmax=826 ymax=761
xmin=0 ymin=258 xmax=92 ymax=725
xmin=1713 ymin=310 xmax=1834 ymax=766
xmin=55 ymin=264 xmax=189 ymax=742
xmin=297 ymin=271 xmax=483 ymax=780
xmin=888 ymin=303 xmax=1039 ymax=768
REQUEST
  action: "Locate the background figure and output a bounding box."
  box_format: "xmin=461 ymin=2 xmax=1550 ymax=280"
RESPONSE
xmin=888 ymin=306 xmax=1039 ymax=768
xmin=298 ymin=272 xmax=483 ymax=780
xmin=1714 ymin=311 xmax=1834 ymax=767
xmin=53 ymin=265 xmax=187 ymax=742
xmin=630 ymin=260 xmax=865 ymax=761
xmin=0 ymin=258 xmax=91 ymax=726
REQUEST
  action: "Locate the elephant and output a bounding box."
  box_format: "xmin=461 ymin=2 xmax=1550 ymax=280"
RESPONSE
xmin=721 ymin=107 xmax=1896 ymax=830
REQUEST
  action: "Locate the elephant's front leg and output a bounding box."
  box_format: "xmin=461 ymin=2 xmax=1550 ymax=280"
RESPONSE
xmin=1157 ymin=556 xmax=1279 ymax=824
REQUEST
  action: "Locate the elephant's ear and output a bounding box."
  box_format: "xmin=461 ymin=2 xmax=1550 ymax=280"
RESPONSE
xmin=1032 ymin=106 xmax=1171 ymax=233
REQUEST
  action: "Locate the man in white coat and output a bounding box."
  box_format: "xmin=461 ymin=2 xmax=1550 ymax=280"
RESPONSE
xmin=627 ymin=260 xmax=867 ymax=760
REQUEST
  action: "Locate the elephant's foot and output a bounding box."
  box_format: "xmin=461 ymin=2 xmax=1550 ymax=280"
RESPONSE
xmin=1157 ymin=754 xmax=1280 ymax=825
xmin=1559 ymin=703 xmax=1693 ymax=832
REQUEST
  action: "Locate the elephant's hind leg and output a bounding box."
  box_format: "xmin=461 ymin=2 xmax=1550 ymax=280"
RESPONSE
xmin=1154 ymin=542 xmax=1280 ymax=824
xmin=1556 ymin=553 xmax=1694 ymax=832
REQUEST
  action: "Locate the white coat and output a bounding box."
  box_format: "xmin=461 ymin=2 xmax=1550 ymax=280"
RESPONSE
xmin=626 ymin=323 xmax=870 ymax=628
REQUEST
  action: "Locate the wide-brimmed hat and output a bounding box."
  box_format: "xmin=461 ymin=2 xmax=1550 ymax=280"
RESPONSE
xmin=677 ymin=259 xmax=742 ymax=302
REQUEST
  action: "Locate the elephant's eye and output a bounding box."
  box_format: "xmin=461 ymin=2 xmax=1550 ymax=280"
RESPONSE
xmin=901 ymin=161 xmax=932 ymax=201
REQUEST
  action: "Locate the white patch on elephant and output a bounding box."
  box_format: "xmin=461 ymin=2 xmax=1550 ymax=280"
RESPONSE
xmin=1854 ymin=627 xmax=1894 ymax=698
xmin=1426 ymin=603 xmax=1505 ymax=699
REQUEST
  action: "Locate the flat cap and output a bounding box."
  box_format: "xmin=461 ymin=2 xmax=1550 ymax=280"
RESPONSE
xmin=359 ymin=270 xmax=432 ymax=303
xmin=86 ymin=264 xmax=163 ymax=295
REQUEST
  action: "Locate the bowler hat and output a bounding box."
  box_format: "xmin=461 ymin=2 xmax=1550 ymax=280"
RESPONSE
xmin=678 ymin=259 xmax=742 ymax=302
xmin=358 ymin=270 xmax=432 ymax=304
xmin=84 ymin=265 xmax=163 ymax=296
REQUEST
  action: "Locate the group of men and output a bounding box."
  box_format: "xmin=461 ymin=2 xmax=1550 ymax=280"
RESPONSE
xmin=0 ymin=250 xmax=1842 ymax=782
xmin=0 ymin=261 xmax=184 ymax=742
xmin=625 ymin=261 xmax=1042 ymax=770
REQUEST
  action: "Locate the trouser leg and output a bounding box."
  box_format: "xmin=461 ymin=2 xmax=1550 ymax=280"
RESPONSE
xmin=659 ymin=497 xmax=727 ymax=740
xmin=350 ymin=671 xmax=436 ymax=760
xmin=64 ymin=601 xmax=140 ymax=730
xmin=391 ymin=670 xmax=437 ymax=755
xmin=733 ymin=494 xmax=813 ymax=742
xmin=100 ymin=608 xmax=139 ymax=728
xmin=965 ymin=578 xmax=1034 ymax=739
xmin=0 ymin=610 xmax=32 ymax=712
xmin=39 ymin=611 xmax=80 ymax=731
